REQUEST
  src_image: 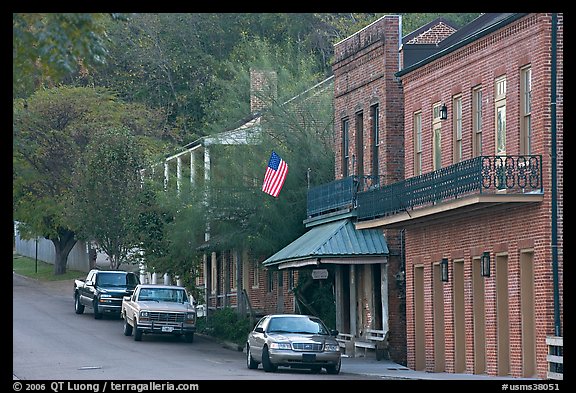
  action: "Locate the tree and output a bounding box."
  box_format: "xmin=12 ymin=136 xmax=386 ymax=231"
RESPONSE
xmin=68 ymin=127 xmax=146 ymax=270
xmin=12 ymin=13 xmax=128 ymax=98
xmin=13 ymin=86 xmax=168 ymax=274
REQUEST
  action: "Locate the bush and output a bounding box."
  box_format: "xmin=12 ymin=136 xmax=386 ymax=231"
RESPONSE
xmin=197 ymin=307 xmax=252 ymax=347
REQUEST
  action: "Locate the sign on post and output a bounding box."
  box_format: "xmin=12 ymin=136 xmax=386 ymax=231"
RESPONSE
xmin=312 ymin=269 xmax=328 ymax=280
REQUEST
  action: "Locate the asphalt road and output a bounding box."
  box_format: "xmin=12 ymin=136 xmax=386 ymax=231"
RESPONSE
xmin=12 ymin=273 xmax=382 ymax=381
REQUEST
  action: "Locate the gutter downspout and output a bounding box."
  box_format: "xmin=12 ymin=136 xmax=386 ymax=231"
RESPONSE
xmin=550 ymin=13 xmax=561 ymax=337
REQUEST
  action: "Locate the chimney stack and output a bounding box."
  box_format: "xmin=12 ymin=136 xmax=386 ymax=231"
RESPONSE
xmin=250 ymin=69 xmax=277 ymax=114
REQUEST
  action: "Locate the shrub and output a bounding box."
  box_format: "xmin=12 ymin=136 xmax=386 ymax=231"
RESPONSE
xmin=197 ymin=307 xmax=252 ymax=347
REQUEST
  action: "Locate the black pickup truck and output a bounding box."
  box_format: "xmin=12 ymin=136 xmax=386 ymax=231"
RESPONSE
xmin=74 ymin=269 xmax=140 ymax=319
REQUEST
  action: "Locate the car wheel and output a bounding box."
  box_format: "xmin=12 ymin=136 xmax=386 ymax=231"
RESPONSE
xmin=246 ymin=345 xmax=259 ymax=369
xmin=261 ymin=346 xmax=277 ymax=372
xmin=134 ymin=327 xmax=143 ymax=341
xmin=123 ymin=317 xmax=133 ymax=336
xmin=326 ymin=358 xmax=341 ymax=375
xmin=74 ymin=294 xmax=84 ymax=314
xmin=93 ymin=301 xmax=103 ymax=319
xmin=183 ymin=333 xmax=194 ymax=343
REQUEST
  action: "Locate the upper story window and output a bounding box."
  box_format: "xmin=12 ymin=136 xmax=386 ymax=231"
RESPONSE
xmin=453 ymin=95 xmax=463 ymax=163
xmin=370 ymin=104 xmax=380 ymax=182
xmin=342 ymin=118 xmax=350 ymax=177
xmin=495 ymin=76 xmax=507 ymax=156
xmin=413 ymin=111 xmax=422 ymax=176
xmin=355 ymin=111 xmax=364 ymax=178
xmin=520 ymin=66 xmax=532 ymax=155
xmin=472 ymin=86 xmax=483 ymax=157
xmin=432 ymin=102 xmax=443 ymax=170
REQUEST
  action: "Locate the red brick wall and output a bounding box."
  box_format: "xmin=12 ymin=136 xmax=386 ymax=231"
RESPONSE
xmin=333 ymin=15 xmax=407 ymax=364
xmin=401 ymin=13 xmax=563 ymax=378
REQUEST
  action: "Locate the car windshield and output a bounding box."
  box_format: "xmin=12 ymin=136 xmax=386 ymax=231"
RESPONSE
xmin=138 ymin=288 xmax=188 ymax=303
xmin=97 ymin=273 xmax=128 ymax=287
xmin=267 ymin=317 xmax=329 ymax=335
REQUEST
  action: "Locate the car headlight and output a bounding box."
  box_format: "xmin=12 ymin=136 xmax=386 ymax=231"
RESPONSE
xmin=324 ymin=344 xmax=340 ymax=352
xmin=269 ymin=342 xmax=292 ymax=350
xmin=186 ymin=312 xmax=196 ymax=322
xmin=100 ymin=294 xmax=112 ymax=298
xmin=140 ymin=311 xmax=149 ymax=319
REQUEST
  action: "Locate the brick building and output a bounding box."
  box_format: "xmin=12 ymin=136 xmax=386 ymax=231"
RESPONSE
xmin=353 ymin=13 xmax=563 ymax=378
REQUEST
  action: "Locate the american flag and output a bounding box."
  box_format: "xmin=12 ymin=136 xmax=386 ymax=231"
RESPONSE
xmin=262 ymin=151 xmax=288 ymax=198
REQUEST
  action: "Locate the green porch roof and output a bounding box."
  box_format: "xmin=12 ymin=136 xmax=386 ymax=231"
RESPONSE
xmin=262 ymin=219 xmax=388 ymax=268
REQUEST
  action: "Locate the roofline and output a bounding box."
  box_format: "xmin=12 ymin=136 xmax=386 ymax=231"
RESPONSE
xmin=396 ymin=13 xmax=528 ymax=78
xmin=334 ymin=14 xmax=401 ymax=47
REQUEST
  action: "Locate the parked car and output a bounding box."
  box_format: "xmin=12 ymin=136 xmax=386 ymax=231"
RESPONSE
xmin=121 ymin=284 xmax=197 ymax=342
xmin=246 ymin=314 xmax=341 ymax=374
xmin=74 ymin=269 xmax=140 ymax=319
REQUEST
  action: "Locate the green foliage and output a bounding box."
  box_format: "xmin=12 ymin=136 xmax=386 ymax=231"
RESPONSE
xmin=12 ymin=13 xmax=127 ymax=98
xmin=68 ymin=127 xmax=145 ymax=269
xmin=13 ymin=85 xmax=169 ymax=274
xmin=197 ymin=308 xmax=252 ymax=347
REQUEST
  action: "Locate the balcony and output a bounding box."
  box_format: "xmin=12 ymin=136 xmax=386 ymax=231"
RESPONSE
xmin=306 ymin=175 xmax=381 ymax=221
xmin=355 ymin=155 xmax=543 ymax=228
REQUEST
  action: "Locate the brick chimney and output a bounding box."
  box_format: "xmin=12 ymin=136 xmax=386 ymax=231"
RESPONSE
xmin=250 ymin=69 xmax=277 ymax=114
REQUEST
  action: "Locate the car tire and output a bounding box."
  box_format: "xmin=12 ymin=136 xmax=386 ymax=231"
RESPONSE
xmin=183 ymin=333 xmax=194 ymax=343
xmin=123 ymin=318 xmax=133 ymax=336
xmin=325 ymin=358 xmax=341 ymax=375
xmin=134 ymin=327 xmax=143 ymax=341
xmin=261 ymin=346 xmax=277 ymax=372
xmin=93 ymin=301 xmax=103 ymax=320
xmin=246 ymin=345 xmax=259 ymax=369
xmin=74 ymin=294 xmax=84 ymax=314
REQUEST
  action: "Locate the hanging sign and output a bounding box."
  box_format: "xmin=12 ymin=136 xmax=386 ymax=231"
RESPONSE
xmin=312 ymin=269 xmax=329 ymax=280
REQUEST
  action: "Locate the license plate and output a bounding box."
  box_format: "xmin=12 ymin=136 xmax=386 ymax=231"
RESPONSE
xmin=162 ymin=326 xmax=174 ymax=332
xmin=302 ymin=354 xmax=316 ymax=362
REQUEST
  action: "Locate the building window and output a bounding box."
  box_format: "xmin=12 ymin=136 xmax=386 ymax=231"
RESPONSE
xmin=520 ymin=66 xmax=532 ymax=155
xmin=414 ymin=111 xmax=422 ymax=176
xmin=277 ymin=270 xmax=283 ymax=288
xmin=342 ymin=118 xmax=350 ymax=177
xmin=231 ymin=250 xmax=238 ymax=291
xmin=433 ymin=102 xmax=443 ymax=170
xmin=495 ymin=76 xmax=507 ymax=156
xmin=288 ymin=270 xmax=295 ymax=290
xmin=472 ymin=86 xmax=483 ymax=156
xmin=267 ymin=270 xmax=274 ymax=293
xmin=252 ymin=258 xmax=260 ymax=289
xmin=210 ymin=252 xmax=217 ymax=294
xmin=453 ymin=95 xmax=463 ymax=163
xmin=355 ymin=111 xmax=364 ymax=178
xmin=371 ymin=104 xmax=380 ymax=182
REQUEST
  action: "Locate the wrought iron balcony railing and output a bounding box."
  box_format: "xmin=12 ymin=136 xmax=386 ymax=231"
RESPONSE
xmin=356 ymin=155 xmax=543 ymax=221
xmin=306 ymin=175 xmax=383 ymax=218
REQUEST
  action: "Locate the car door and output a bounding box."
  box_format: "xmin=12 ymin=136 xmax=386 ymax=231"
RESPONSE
xmin=249 ymin=316 xmax=269 ymax=360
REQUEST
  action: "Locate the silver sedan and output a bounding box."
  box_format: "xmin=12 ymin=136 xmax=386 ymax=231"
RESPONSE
xmin=246 ymin=314 xmax=342 ymax=374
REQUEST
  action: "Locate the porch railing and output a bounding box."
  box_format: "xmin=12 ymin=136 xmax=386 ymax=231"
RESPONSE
xmin=357 ymin=155 xmax=542 ymax=221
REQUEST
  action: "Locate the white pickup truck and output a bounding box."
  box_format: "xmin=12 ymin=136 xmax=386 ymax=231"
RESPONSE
xmin=121 ymin=284 xmax=197 ymax=342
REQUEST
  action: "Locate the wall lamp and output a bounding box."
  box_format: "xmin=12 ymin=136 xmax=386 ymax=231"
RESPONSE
xmin=481 ymin=252 xmax=491 ymax=277
xmin=439 ymin=103 xmax=448 ymax=120
xmin=441 ymin=258 xmax=449 ymax=282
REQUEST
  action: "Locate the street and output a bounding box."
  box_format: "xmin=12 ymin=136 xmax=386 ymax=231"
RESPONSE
xmin=12 ymin=273 xmax=381 ymax=381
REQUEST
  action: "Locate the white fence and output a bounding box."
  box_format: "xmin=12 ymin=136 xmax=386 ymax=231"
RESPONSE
xmin=13 ymin=222 xmax=91 ymax=272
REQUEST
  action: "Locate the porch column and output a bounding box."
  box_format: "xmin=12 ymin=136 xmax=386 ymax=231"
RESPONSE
xmin=350 ymin=264 xmax=358 ymax=337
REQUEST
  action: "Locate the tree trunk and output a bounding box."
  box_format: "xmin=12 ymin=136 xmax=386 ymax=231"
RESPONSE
xmin=50 ymin=228 xmax=77 ymax=275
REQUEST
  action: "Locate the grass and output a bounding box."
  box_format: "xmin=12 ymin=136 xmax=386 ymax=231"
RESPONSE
xmin=13 ymin=253 xmax=86 ymax=282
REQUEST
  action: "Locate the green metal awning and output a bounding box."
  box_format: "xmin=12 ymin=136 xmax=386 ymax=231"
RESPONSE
xmin=262 ymin=219 xmax=388 ymax=269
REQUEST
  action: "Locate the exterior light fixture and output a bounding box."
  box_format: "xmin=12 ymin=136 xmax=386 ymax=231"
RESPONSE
xmin=439 ymin=104 xmax=448 ymax=120
xmin=441 ymin=258 xmax=449 ymax=282
xmin=481 ymin=252 xmax=491 ymax=277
